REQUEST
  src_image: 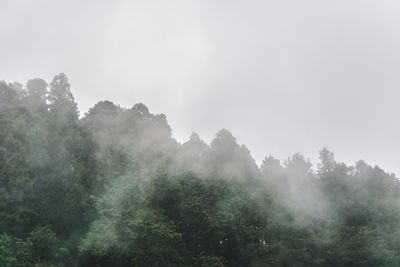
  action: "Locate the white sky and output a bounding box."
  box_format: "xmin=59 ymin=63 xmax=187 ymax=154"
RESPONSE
xmin=1 ymin=0 xmax=399 ymax=175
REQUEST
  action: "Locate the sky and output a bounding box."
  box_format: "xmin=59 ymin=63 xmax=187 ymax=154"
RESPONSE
xmin=1 ymin=0 xmax=399 ymax=175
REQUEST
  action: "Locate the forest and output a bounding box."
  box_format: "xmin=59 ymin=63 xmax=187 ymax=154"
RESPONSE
xmin=0 ymin=73 xmax=400 ymax=267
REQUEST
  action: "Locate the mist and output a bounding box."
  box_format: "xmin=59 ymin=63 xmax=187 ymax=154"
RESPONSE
xmin=1 ymin=0 xmax=400 ymax=175
xmin=1 ymin=1 xmax=400 ymax=266
xmin=0 ymin=74 xmax=399 ymax=266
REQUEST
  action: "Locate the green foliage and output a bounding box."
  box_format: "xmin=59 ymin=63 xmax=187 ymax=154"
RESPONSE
xmin=0 ymin=227 xmax=68 ymax=267
xmin=27 ymin=225 xmax=61 ymax=262
xmin=1 ymin=74 xmax=400 ymax=266
xmin=0 ymin=233 xmax=33 ymax=266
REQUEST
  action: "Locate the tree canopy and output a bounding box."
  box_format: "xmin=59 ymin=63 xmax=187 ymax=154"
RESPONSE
xmin=0 ymin=74 xmax=399 ymax=266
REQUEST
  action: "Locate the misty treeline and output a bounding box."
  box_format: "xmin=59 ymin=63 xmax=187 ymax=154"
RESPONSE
xmin=0 ymin=74 xmax=399 ymax=267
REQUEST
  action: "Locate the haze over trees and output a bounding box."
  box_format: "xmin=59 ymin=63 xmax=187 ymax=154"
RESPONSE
xmin=0 ymin=74 xmax=399 ymax=266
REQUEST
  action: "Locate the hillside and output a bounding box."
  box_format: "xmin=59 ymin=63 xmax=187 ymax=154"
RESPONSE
xmin=1 ymin=74 xmax=399 ymax=266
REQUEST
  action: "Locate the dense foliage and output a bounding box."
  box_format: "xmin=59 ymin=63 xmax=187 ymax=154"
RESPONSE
xmin=0 ymin=74 xmax=399 ymax=266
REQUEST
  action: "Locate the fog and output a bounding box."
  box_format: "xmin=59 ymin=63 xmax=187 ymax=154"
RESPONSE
xmin=1 ymin=71 xmax=399 ymax=265
xmin=1 ymin=0 xmax=399 ymax=175
xmin=1 ymin=2 xmax=400 ymax=264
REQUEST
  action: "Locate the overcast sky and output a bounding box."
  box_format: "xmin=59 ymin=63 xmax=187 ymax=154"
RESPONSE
xmin=1 ymin=0 xmax=399 ymax=175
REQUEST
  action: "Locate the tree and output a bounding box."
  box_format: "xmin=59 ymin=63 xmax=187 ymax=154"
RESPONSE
xmin=0 ymin=81 xmax=19 ymax=111
xmin=48 ymin=73 xmax=78 ymax=121
xmin=318 ymin=147 xmax=336 ymax=175
xmin=206 ymin=129 xmax=259 ymax=180
xmin=24 ymin=78 xmax=48 ymax=112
